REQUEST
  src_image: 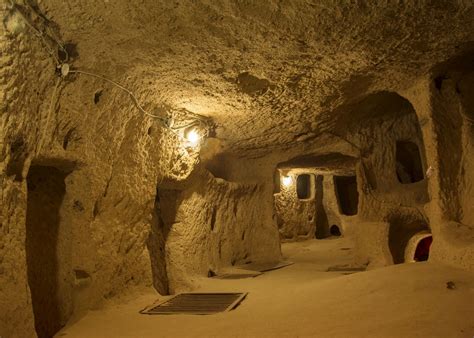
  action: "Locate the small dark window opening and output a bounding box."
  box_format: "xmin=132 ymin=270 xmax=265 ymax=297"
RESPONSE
xmin=334 ymin=176 xmax=359 ymax=216
xmin=414 ymin=236 xmax=432 ymax=262
xmin=395 ymin=141 xmax=424 ymax=184
xmin=330 ymin=225 xmax=341 ymax=236
xmin=296 ymin=174 xmax=312 ymax=199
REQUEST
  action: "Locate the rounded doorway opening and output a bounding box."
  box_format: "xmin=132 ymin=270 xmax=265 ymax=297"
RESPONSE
xmin=404 ymin=232 xmax=432 ymax=263
xmin=414 ymin=236 xmax=432 ymax=262
xmin=330 ymin=225 xmax=341 ymax=237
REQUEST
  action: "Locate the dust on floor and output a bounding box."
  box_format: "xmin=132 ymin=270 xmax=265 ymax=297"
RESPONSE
xmin=57 ymin=238 xmax=474 ymax=338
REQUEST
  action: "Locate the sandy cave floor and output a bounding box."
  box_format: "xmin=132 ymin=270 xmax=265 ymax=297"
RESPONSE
xmin=57 ymin=238 xmax=474 ymax=338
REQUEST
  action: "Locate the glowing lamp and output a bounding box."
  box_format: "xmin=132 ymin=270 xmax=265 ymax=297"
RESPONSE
xmin=185 ymin=128 xmax=201 ymax=147
xmin=282 ymin=175 xmax=293 ymax=187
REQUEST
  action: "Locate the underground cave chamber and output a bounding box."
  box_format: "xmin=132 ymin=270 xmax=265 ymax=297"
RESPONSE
xmin=272 ymin=91 xmax=437 ymax=268
xmin=273 ymin=152 xmax=361 ymax=241
xmin=2 ymin=2 xmax=474 ymax=337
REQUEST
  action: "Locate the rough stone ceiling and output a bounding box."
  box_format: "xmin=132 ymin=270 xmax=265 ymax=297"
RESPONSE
xmin=39 ymin=0 xmax=474 ymax=156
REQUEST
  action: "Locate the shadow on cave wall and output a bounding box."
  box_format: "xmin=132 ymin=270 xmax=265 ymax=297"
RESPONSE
xmin=431 ymin=49 xmax=474 ymax=227
xmin=319 ymin=91 xmax=417 ymax=137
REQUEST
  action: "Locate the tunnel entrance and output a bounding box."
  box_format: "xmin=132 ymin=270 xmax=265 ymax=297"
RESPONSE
xmin=26 ymin=166 xmax=68 ymax=338
xmin=389 ymin=218 xmax=430 ymax=264
xmin=330 ymin=225 xmax=341 ymax=237
xmin=334 ymin=175 xmax=359 ymax=216
xmin=395 ymin=141 xmax=424 ymax=184
xmin=414 ymin=236 xmax=432 ymax=262
xmin=147 ymin=187 xmax=175 ymax=295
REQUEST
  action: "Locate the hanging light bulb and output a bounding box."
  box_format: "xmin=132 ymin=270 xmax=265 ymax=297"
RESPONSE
xmin=185 ymin=128 xmax=201 ymax=147
xmin=282 ymin=175 xmax=293 ymax=187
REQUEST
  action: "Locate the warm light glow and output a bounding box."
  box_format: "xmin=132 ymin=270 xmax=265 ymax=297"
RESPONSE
xmin=282 ymin=175 xmax=293 ymax=187
xmin=186 ymin=128 xmax=201 ymax=146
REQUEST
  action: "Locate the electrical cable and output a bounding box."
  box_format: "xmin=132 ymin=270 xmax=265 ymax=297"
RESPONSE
xmin=8 ymin=0 xmax=65 ymax=66
xmin=68 ymin=70 xmax=168 ymax=122
xmin=24 ymin=0 xmax=69 ymax=61
xmin=65 ymin=70 xmax=208 ymax=165
xmin=8 ymin=1 xmax=169 ymax=124
xmin=9 ymin=0 xmax=211 ymax=148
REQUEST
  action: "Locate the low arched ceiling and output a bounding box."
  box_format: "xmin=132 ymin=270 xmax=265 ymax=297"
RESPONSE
xmin=28 ymin=1 xmax=474 ymax=156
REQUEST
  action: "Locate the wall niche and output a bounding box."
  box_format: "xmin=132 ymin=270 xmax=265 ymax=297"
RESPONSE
xmin=296 ymin=174 xmax=314 ymax=200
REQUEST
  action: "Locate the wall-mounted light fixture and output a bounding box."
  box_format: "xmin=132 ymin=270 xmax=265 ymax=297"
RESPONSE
xmin=282 ymin=175 xmax=293 ymax=187
xmin=185 ymin=127 xmax=202 ymax=147
xmin=168 ymin=108 xmax=213 ymax=149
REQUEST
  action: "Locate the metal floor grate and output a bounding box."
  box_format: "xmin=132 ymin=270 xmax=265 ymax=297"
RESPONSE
xmin=140 ymin=293 xmax=248 ymax=315
xmin=214 ymin=273 xmax=261 ymax=279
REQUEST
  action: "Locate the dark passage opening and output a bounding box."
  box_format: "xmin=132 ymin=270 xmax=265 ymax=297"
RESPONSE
xmin=395 ymin=141 xmax=424 ymax=184
xmin=330 ymin=225 xmax=341 ymax=237
xmin=414 ymin=236 xmax=433 ymax=262
xmin=26 ymin=166 xmax=68 ymax=338
xmin=315 ymin=176 xmax=330 ymax=239
xmin=147 ymin=187 xmax=177 ymax=296
xmin=334 ymin=175 xmax=359 ymax=216
xmin=388 ymin=218 xmax=430 ymax=264
xmin=296 ymin=174 xmax=312 ymax=199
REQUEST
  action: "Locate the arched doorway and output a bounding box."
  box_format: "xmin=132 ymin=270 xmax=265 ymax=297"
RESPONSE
xmin=414 ymin=236 xmax=432 ymax=261
xmin=404 ymin=232 xmax=433 ymax=263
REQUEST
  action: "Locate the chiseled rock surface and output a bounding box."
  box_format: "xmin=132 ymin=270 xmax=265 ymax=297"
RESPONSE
xmin=1 ymin=3 xmax=205 ymax=336
xmin=1 ymin=1 xmax=474 ymax=337
xmin=159 ymin=168 xmax=280 ymax=293
xmin=33 ymin=0 xmax=474 ymax=156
